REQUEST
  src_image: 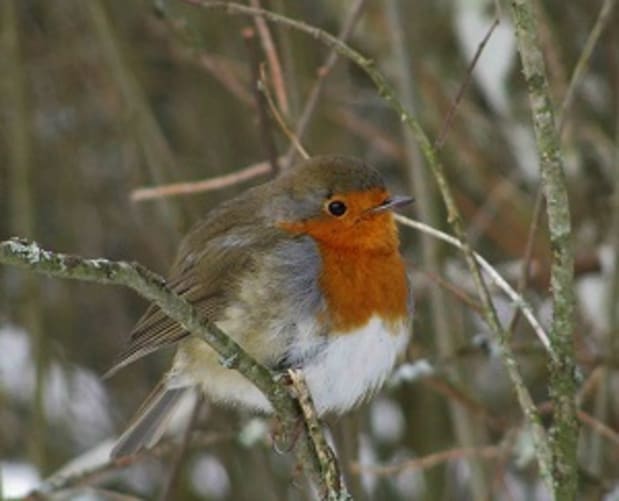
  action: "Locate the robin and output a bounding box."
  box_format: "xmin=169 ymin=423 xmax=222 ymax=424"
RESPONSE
xmin=108 ymin=155 xmax=413 ymax=457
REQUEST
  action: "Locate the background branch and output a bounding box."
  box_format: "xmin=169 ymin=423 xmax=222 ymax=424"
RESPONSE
xmin=510 ymin=1 xmax=579 ymax=496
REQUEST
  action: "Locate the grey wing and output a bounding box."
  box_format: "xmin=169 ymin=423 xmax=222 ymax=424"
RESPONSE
xmin=104 ymin=233 xmax=254 ymax=378
xmin=104 ymin=280 xmax=221 ymax=378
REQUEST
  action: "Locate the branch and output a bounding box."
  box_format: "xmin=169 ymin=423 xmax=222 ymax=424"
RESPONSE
xmin=249 ymin=0 xmax=289 ymax=116
xmin=130 ymin=158 xmax=275 ymax=201
xmin=350 ymin=443 xmax=505 ymax=477
xmin=288 ymin=370 xmax=345 ymax=498
xmin=510 ymin=0 xmax=579 ymax=496
xmin=394 ymin=215 xmax=553 ymax=357
xmin=243 ymin=27 xmax=280 ymax=176
xmin=31 ymin=431 xmax=234 ymax=497
xmin=282 ymin=0 xmax=368 ymax=168
xmin=558 ymin=0 xmax=617 ymax=132
xmin=0 ymin=238 xmax=346 ymax=498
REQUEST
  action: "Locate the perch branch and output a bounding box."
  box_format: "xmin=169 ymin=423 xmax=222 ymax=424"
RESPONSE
xmin=0 ymin=238 xmax=345 ymax=498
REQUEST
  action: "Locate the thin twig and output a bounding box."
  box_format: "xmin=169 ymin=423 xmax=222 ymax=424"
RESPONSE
xmin=395 ymin=215 xmax=553 ymax=356
xmin=576 ymin=365 xmax=603 ymax=406
xmin=31 ymin=431 xmax=234 ymax=497
xmin=507 ymin=187 xmax=544 ymax=336
xmin=576 ymin=409 xmax=619 ymax=449
xmin=435 ymin=16 xmax=500 ymax=149
xmin=243 ymin=27 xmax=280 ymax=176
xmin=418 ymin=268 xmax=484 ymax=314
xmin=249 ymin=0 xmax=289 ymax=116
xmin=258 ymin=66 xmax=309 ymax=160
xmin=282 ymin=0 xmax=368 ymax=168
xmin=196 ymin=52 xmax=254 ymax=106
xmin=159 ymin=393 xmax=204 ymax=501
xmin=350 ymin=443 xmax=505 ymax=477
xmin=558 ymin=0 xmax=617 ymax=133
xmin=131 ymin=159 xmax=275 ymax=201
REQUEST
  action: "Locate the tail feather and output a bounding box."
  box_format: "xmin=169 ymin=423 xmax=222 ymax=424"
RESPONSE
xmin=111 ymin=381 xmax=190 ymax=458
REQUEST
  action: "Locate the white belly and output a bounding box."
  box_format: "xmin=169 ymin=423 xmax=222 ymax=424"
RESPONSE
xmin=171 ymin=315 xmax=409 ymax=416
xmin=302 ymin=316 xmax=409 ymax=414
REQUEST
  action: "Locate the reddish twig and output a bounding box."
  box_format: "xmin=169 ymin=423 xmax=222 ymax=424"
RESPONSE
xmin=243 ymin=27 xmax=280 ymax=176
xmin=350 ymin=443 xmax=505 ymax=476
xmin=422 ymin=376 xmax=506 ymax=431
xmin=507 ymin=187 xmax=544 ymax=335
xmin=282 ymin=0 xmax=368 ymax=168
xmin=130 ymin=159 xmax=275 ymax=201
xmin=576 ymin=409 xmax=619 ymax=449
xmin=197 ymin=52 xmax=254 ymax=107
xmin=259 ymin=65 xmax=309 ymax=160
xmin=249 ymin=0 xmax=289 ymax=116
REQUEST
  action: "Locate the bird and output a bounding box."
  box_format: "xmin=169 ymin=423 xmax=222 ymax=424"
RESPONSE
xmin=107 ymin=155 xmax=413 ymax=458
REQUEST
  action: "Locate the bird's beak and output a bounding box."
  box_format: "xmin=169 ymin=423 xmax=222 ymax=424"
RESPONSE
xmin=371 ymin=195 xmax=414 ymax=213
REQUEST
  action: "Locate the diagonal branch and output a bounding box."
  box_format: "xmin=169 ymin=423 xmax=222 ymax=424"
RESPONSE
xmin=0 ymin=238 xmax=346 ymax=498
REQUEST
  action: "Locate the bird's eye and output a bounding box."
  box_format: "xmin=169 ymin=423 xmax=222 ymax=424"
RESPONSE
xmin=327 ymin=200 xmax=347 ymax=216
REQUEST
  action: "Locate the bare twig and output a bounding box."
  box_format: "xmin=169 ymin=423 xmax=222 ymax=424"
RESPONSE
xmin=435 ymin=16 xmax=500 ymax=149
xmin=196 ymin=52 xmax=254 ymax=107
xmin=249 ymin=0 xmax=289 ymax=116
xmin=418 ymin=268 xmax=483 ymax=314
xmin=395 ymin=215 xmax=553 ymax=355
xmin=558 ymin=0 xmax=617 ymax=133
xmin=350 ymin=443 xmax=505 ymax=477
xmin=282 ymin=0 xmax=368 ymax=168
xmin=30 ymin=431 xmax=234 ymax=497
xmin=577 ymin=409 xmax=619 ymax=449
xmin=243 ymin=27 xmax=280 ymax=176
xmin=258 ymin=66 xmax=309 ymax=160
xmin=131 ymin=159 xmax=275 ymax=201
xmin=506 ymin=187 xmax=545 ymax=336
xmin=88 ymin=0 xmax=183 ymax=241
xmin=159 ymin=393 xmax=204 ymax=501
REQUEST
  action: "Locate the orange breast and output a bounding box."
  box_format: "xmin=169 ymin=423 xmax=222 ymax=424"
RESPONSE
xmin=280 ymin=201 xmax=409 ymax=334
xmin=317 ymin=241 xmax=408 ymax=333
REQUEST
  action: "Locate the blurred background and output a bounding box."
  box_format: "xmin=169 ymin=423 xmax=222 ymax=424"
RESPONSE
xmin=1 ymin=0 xmax=618 ymax=499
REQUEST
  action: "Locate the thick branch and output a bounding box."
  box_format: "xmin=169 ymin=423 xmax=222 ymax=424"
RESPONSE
xmin=0 ymin=238 xmax=347 ymax=498
xmin=510 ymin=0 xmax=579 ymax=497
